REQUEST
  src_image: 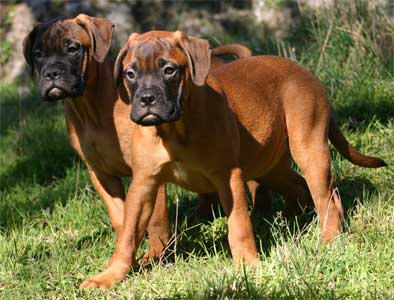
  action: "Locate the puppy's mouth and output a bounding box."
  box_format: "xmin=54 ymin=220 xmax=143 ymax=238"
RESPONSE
xmin=137 ymin=113 xmax=164 ymax=126
xmin=42 ymin=80 xmax=85 ymax=102
xmin=46 ymin=87 xmax=66 ymax=101
xmin=131 ymin=104 xmax=183 ymax=126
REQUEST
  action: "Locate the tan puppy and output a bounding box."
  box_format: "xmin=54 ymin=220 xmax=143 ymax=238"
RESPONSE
xmin=22 ymin=15 xmax=262 ymax=263
xmin=79 ymin=30 xmax=386 ymax=290
xmin=22 ymin=14 xmax=170 ymax=262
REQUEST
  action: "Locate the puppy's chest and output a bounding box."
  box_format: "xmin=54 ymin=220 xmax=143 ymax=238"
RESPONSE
xmin=78 ymin=128 xmax=131 ymax=175
xmin=168 ymin=162 xmax=214 ymax=193
xmin=161 ymin=145 xmax=212 ymax=192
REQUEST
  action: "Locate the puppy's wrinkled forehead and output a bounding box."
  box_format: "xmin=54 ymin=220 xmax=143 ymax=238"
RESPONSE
xmin=125 ymin=38 xmax=187 ymax=72
xmin=37 ymin=20 xmax=90 ymax=50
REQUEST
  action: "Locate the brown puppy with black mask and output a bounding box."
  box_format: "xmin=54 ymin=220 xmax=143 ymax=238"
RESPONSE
xmin=22 ymin=15 xmax=266 ymax=264
xmin=79 ymin=30 xmax=385 ymax=290
xmin=22 ymin=14 xmax=170 ymax=262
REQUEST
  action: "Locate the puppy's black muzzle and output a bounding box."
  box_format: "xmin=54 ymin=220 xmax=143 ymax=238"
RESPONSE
xmin=43 ymin=65 xmax=63 ymax=81
xmin=135 ymin=88 xmax=161 ymax=107
xmin=132 ymin=88 xmax=164 ymax=126
xmin=39 ymin=62 xmax=84 ymax=102
xmin=130 ymin=84 xmax=183 ymax=127
xmin=40 ymin=64 xmax=66 ymax=101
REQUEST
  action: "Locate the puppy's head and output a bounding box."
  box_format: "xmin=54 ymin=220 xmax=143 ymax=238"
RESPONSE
xmin=23 ymin=14 xmax=113 ymax=102
xmin=114 ymin=31 xmax=211 ymax=126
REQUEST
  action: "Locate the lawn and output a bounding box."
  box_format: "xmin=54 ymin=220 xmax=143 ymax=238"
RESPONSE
xmin=0 ymin=2 xmax=394 ymax=299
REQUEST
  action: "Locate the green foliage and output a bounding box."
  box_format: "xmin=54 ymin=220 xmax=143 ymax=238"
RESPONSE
xmin=0 ymin=5 xmax=15 ymax=64
xmin=265 ymin=0 xmax=291 ymax=9
xmin=0 ymin=1 xmax=393 ymax=299
xmin=0 ymin=41 xmax=14 ymax=64
xmin=284 ymin=1 xmax=394 ymax=122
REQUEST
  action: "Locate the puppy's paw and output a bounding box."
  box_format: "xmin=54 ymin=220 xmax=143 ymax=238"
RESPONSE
xmin=79 ymin=268 xmax=125 ymax=291
xmin=140 ymin=232 xmax=169 ymax=267
xmin=139 ymin=251 xmax=155 ymax=267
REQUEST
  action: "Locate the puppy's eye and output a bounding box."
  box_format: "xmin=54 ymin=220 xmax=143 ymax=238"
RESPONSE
xmin=67 ymin=43 xmax=81 ymax=53
xmin=164 ymin=66 xmax=176 ymax=76
xmin=126 ymin=69 xmax=136 ymax=80
xmin=34 ymin=50 xmax=43 ymax=59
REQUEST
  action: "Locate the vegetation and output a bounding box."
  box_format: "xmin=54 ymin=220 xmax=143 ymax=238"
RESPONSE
xmin=0 ymin=5 xmax=15 ymax=65
xmin=0 ymin=1 xmax=393 ymax=299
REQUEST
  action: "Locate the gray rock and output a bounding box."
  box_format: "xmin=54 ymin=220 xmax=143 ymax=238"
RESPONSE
xmin=252 ymin=0 xmax=299 ymax=39
xmin=1 ymin=3 xmax=35 ymax=82
xmin=97 ymin=2 xmax=135 ymax=45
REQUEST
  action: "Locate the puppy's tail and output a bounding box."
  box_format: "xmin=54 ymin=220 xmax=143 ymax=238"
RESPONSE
xmin=328 ymin=114 xmax=387 ymax=168
xmin=211 ymin=44 xmax=252 ymax=58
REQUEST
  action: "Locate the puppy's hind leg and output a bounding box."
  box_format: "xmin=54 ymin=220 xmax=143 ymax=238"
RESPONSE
xmin=192 ymin=181 xmax=273 ymax=221
xmin=255 ymin=155 xmax=313 ymax=217
xmin=247 ymin=181 xmax=273 ymax=215
xmin=286 ymin=114 xmax=344 ymax=242
xmin=141 ymin=184 xmax=171 ymax=265
xmin=210 ymin=168 xmax=258 ymax=266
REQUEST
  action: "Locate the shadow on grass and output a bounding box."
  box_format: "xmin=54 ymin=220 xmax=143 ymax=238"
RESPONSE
xmin=333 ymin=96 xmax=394 ymax=129
xmin=0 ymin=84 xmax=44 ymax=135
xmin=157 ymin=174 xmax=381 ymax=265
xmin=336 ymin=176 xmax=378 ymax=212
xmin=199 ymin=277 xmax=340 ymax=300
xmin=0 ymin=159 xmax=81 ymax=230
xmin=190 ymin=179 xmax=381 ymax=300
xmin=0 ymin=119 xmax=76 ymax=187
xmin=0 ymin=84 xmax=80 ymax=230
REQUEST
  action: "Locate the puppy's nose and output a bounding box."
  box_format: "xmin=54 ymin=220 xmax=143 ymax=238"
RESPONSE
xmin=140 ymin=93 xmax=156 ymax=106
xmin=43 ymin=67 xmax=62 ymax=81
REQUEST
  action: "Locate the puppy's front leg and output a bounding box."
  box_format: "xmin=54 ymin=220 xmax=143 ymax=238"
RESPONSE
xmin=212 ymin=168 xmax=258 ymax=266
xmin=80 ymin=174 xmax=159 ymax=290
xmin=88 ymin=167 xmax=170 ymax=262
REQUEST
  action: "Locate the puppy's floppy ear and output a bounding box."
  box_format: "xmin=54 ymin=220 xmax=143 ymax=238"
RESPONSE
xmin=23 ymin=25 xmax=40 ymax=74
xmin=114 ymin=33 xmax=139 ymax=86
xmin=75 ymin=14 xmax=114 ymax=63
xmin=176 ymin=31 xmax=211 ymax=86
xmin=114 ymin=43 xmax=128 ymax=86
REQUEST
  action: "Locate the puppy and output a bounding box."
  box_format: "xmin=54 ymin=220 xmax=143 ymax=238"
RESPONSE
xmin=78 ymin=30 xmax=385 ymax=290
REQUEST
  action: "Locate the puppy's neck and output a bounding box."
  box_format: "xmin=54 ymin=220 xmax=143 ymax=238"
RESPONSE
xmin=64 ymin=58 xmax=117 ymax=127
xmin=156 ymin=84 xmax=211 ymax=143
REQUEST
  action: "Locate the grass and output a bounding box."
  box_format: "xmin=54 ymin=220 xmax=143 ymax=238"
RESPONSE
xmin=1 ymin=1 xmax=394 ymax=299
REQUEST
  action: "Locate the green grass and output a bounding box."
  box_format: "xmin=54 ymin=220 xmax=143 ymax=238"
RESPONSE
xmin=1 ymin=1 xmax=394 ymax=299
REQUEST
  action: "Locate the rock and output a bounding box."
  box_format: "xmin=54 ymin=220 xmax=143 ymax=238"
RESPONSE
xmin=252 ymin=0 xmax=299 ymax=39
xmin=95 ymin=0 xmax=135 ymax=46
xmin=179 ymin=10 xmax=225 ymax=38
xmin=1 ymin=3 xmax=35 ymax=82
